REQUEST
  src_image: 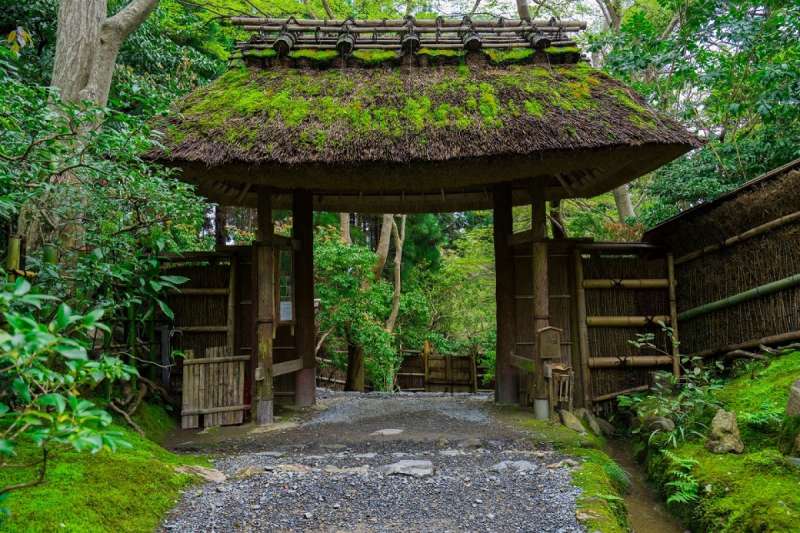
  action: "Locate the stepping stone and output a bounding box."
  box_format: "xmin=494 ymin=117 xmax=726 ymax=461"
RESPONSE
xmin=379 ymin=460 xmax=434 ymax=478
xmin=371 ymin=428 xmax=404 ymax=436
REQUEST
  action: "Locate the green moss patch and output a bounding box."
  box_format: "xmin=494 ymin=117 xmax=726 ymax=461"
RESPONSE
xmin=351 ymin=49 xmax=399 ymax=65
xmin=243 ymin=49 xmax=277 ymax=59
xmin=485 ymin=48 xmax=535 ymax=65
xmin=643 ymin=351 xmax=800 ymax=532
xmin=545 ymin=46 xmax=581 ymax=55
xmin=156 ymin=59 xmax=685 ymax=164
xmin=288 ymin=49 xmax=339 ymax=63
xmin=0 ymin=405 xmax=206 ymax=533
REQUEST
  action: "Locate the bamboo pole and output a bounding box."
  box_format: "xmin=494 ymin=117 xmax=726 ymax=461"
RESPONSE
xmin=42 ymin=244 xmax=58 ymax=265
xmin=678 ymin=273 xmax=800 ymax=322
xmin=675 ymin=210 xmax=800 ymax=266
xmin=582 ymin=279 xmax=669 ymax=289
xmin=586 ymin=316 xmax=671 ymax=327
xmin=593 ymin=384 xmax=649 ymax=402
xmin=226 ymin=255 xmax=237 ymax=356
xmin=588 ymin=356 xmax=673 ymax=368
xmin=6 ymin=237 xmax=20 ymax=281
xmin=667 ymin=253 xmax=680 ymax=377
xmin=694 ymin=330 xmax=800 ymax=358
xmin=574 ymin=250 xmax=592 ymax=408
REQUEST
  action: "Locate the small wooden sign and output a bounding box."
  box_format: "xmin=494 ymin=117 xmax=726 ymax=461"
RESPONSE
xmin=538 ymin=326 xmax=563 ymax=359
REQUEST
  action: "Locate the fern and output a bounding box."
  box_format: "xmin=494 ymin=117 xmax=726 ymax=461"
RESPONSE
xmin=662 ymin=450 xmax=700 ymax=505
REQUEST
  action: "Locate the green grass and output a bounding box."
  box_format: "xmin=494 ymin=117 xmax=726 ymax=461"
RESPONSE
xmin=644 ymin=351 xmax=800 ymax=532
xmin=0 ymin=404 xmax=206 ymax=533
xmin=499 ymin=407 xmax=629 ymax=532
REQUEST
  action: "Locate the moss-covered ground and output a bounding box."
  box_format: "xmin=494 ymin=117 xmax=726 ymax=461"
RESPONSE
xmin=644 ymin=351 xmax=800 ymax=532
xmin=498 ymin=407 xmax=630 ymax=533
xmin=0 ymin=404 xmax=206 ymax=533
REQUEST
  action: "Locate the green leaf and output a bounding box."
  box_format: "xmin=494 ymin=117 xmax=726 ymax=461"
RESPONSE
xmin=0 ymin=439 xmax=14 ymax=456
xmin=37 ymin=393 xmax=66 ymax=414
xmin=12 ymin=278 xmax=30 ymax=296
xmin=157 ymin=299 xmax=174 ymax=320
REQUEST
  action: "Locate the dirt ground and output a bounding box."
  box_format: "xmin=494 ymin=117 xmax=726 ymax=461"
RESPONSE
xmin=161 ymin=391 xmax=585 ymax=532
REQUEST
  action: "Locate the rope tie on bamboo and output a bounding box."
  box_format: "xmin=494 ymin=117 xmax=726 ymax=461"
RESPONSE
xmin=643 ymin=315 xmax=656 ymax=327
xmin=612 ymin=278 xmax=623 ymax=289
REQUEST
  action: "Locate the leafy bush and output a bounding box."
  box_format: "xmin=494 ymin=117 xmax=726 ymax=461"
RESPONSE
xmin=0 ymin=276 xmax=136 ymax=513
xmin=618 ymin=325 xmax=723 ymax=448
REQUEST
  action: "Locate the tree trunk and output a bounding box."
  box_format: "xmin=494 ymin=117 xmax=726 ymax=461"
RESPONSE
xmin=613 ymin=185 xmax=636 ymax=222
xmin=214 ymin=205 xmax=227 ymax=248
xmin=345 ymin=334 xmax=365 ymax=392
xmin=515 ymin=0 xmax=531 ymax=20
xmin=339 ymin=213 xmax=351 ymax=245
xmin=52 ymin=0 xmax=160 ymax=106
xmin=372 ymin=214 xmax=393 ymax=280
xmin=385 ymin=215 xmax=406 ymax=333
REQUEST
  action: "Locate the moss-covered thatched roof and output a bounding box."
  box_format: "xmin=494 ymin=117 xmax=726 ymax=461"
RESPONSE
xmin=152 ymin=51 xmax=699 ymax=212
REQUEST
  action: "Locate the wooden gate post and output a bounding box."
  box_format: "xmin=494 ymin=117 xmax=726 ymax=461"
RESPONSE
xmin=254 ymin=189 xmax=274 ymax=425
xmin=531 ymin=181 xmax=550 ymax=419
xmin=293 ymin=189 xmax=316 ymax=407
xmin=493 ymin=184 xmax=519 ymax=404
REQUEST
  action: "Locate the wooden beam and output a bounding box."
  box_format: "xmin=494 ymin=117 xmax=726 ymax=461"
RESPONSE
xmin=174 ymin=288 xmax=230 ymax=296
xmin=254 ymin=189 xmax=274 ymax=425
xmin=183 ymin=355 xmax=251 ymax=365
xmin=586 ymin=316 xmax=671 ymax=327
xmin=182 ymin=404 xmax=250 ymax=416
xmin=273 ymin=357 xmax=304 ymax=376
xmin=582 ymin=279 xmax=669 ymax=289
xmin=293 ymin=189 xmax=316 ymax=406
xmin=175 ymin=326 xmax=230 ymax=333
xmin=493 ymin=184 xmax=518 ymax=404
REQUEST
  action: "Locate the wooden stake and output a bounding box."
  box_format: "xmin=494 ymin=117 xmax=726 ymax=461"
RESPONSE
xmin=492 ymin=184 xmax=518 ymax=404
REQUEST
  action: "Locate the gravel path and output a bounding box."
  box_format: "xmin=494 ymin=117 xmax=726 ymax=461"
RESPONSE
xmin=161 ymin=392 xmax=585 ymax=533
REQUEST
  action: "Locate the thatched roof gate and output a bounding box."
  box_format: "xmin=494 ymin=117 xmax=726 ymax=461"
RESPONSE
xmin=153 ymin=17 xmax=698 ymax=425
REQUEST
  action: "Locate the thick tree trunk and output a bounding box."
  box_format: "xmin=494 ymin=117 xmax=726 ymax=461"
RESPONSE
xmin=52 ymin=0 xmax=159 ymax=106
xmin=385 ymin=215 xmax=406 ymax=333
xmin=345 ymin=335 xmax=365 ymax=392
xmin=214 ymin=205 xmax=227 ymax=248
xmin=515 ymin=0 xmax=531 ymax=20
xmin=339 ymin=213 xmax=351 ymax=245
xmin=372 ymin=214 xmax=393 ymax=280
xmin=51 ymin=1 xmax=105 ymax=103
xmin=613 ymin=185 xmax=636 ymax=221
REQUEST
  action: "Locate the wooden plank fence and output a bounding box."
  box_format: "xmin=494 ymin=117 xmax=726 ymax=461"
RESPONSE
xmin=181 ymin=346 xmax=248 ymax=428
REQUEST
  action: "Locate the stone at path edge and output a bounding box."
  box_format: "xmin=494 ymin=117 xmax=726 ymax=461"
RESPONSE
xmin=706 ymin=409 xmax=745 ymax=454
xmin=560 ymin=410 xmax=587 ymax=435
xmin=787 ymin=379 xmax=800 ymax=417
